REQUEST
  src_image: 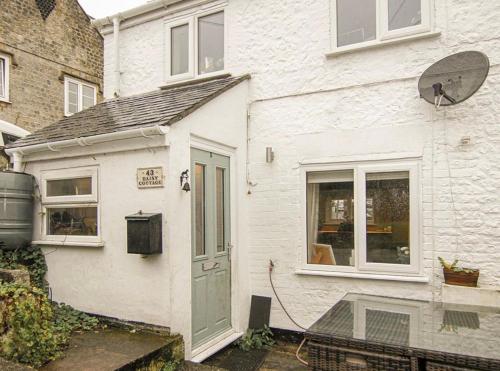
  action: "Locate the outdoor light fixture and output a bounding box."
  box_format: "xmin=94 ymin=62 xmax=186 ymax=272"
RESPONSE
xmin=266 ymin=147 xmax=274 ymax=163
xmin=180 ymin=170 xmax=191 ymax=192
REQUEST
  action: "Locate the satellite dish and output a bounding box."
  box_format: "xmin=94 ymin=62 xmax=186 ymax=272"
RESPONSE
xmin=418 ymin=51 xmax=489 ymax=108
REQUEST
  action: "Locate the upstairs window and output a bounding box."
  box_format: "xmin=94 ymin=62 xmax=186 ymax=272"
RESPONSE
xmin=166 ymin=9 xmax=225 ymax=82
xmin=332 ymin=0 xmax=431 ymax=51
xmin=64 ymin=76 xmax=97 ymax=116
xmin=0 ymin=54 xmax=10 ymax=102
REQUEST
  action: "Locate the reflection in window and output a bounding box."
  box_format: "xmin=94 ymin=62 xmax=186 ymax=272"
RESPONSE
xmin=366 ymin=172 xmax=410 ymax=265
xmin=48 ymin=207 xmax=97 ymax=236
xmin=194 ymin=164 xmax=206 ymax=256
xmin=47 ymin=177 xmax=92 ymax=197
xmin=307 ymin=170 xmax=354 ymax=266
xmin=198 ymin=11 xmax=224 ymax=74
xmin=388 ymin=0 xmax=421 ymax=31
xmin=216 ymin=167 xmax=225 ymax=253
xmin=337 ymin=0 xmax=376 ymax=47
xmin=171 ymin=24 xmax=189 ymax=75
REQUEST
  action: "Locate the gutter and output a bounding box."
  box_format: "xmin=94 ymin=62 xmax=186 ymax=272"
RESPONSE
xmin=5 ymin=125 xmax=170 ymax=172
xmin=92 ymin=0 xmax=183 ymax=28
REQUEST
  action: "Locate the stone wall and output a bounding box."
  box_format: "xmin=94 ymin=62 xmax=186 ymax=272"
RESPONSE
xmin=0 ymin=0 xmax=103 ymax=133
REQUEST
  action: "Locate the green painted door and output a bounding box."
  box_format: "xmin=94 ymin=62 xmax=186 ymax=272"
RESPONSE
xmin=191 ymin=148 xmax=231 ymax=348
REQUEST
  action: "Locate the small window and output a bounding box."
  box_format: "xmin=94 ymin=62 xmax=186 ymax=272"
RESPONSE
xmin=166 ymin=9 xmax=225 ymax=82
xmin=41 ymin=167 xmax=99 ymax=242
xmin=171 ymin=24 xmax=190 ymax=76
xmin=332 ymin=0 xmax=431 ymax=51
xmin=0 ymin=54 xmax=10 ymax=101
xmin=198 ymin=11 xmax=225 ymax=75
xmin=305 ymin=161 xmax=420 ymax=275
xmin=64 ymin=77 xmax=97 ymax=116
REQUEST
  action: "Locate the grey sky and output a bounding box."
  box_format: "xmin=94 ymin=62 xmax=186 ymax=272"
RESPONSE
xmin=78 ymin=0 xmax=148 ymax=19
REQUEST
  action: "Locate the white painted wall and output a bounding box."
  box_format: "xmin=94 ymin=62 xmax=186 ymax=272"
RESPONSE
xmin=22 ymin=81 xmax=249 ymax=357
xmin=98 ymin=0 xmax=500 ymax=333
xmin=27 ymin=145 xmax=171 ymax=326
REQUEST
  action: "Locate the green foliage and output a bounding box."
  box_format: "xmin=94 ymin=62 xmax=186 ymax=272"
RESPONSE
xmin=237 ymin=325 xmax=275 ymax=352
xmin=0 ymin=283 xmax=62 ymax=368
xmin=438 ymin=257 xmax=478 ymax=273
xmin=52 ymin=302 xmax=99 ymax=338
xmin=138 ymin=359 xmax=181 ymax=371
xmin=0 ymin=245 xmax=48 ymax=289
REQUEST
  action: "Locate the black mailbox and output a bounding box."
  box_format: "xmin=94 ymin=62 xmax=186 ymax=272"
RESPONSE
xmin=125 ymin=212 xmax=162 ymax=255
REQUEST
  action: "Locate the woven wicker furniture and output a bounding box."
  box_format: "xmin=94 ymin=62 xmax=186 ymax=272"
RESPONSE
xmin=306 ymin=293 xmax=500 ymax=371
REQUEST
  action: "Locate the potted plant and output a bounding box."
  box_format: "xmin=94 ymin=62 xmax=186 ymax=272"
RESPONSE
xmin=438 ymin=257 xmax=479 ymax=287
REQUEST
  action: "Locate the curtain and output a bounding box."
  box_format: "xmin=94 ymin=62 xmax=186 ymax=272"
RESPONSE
xmin=307 ymin=183 xmax=320 ymax=262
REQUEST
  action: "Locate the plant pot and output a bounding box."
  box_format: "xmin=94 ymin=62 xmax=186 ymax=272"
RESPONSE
xmin=443 ymin=267 xmax=479 ymax=287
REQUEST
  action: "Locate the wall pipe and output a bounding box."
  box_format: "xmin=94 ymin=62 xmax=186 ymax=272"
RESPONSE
xmin=113 ymin=16 xmax=121 ymax=97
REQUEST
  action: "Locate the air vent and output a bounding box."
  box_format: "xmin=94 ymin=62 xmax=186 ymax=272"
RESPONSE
xmin=35 ymin=0 xmax=56 ymax=20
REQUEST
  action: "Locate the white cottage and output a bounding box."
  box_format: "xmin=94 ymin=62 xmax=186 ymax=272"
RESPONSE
xmin=6 ymin=0 xmax=500 ymax=361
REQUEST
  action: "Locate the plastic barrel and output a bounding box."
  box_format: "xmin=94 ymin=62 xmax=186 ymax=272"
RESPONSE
xmin=0 ymin=172 xmax=34 ymax=250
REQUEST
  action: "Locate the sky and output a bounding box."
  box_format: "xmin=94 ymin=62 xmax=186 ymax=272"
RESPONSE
xmin=78 ymin=0 xmax=149 ymax=19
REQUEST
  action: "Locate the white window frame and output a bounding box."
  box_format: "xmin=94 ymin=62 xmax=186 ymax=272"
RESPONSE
xmin=40 ymin=166 xmax=100 ymax=244
xmin=164 ymin=5 xmax=227 ymax=83
xmin=330 ymin=0 xmax=432 ymax=53
xmin=0 ymin=53 xmax=10 ymax=102
xmin=301 ymin=159 xmax=421 ymax=276
xmin=64 ymin=76 xmax=97 ymax=116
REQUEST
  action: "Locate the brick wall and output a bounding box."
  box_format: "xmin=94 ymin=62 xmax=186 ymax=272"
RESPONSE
xmin=0 ymin=0 xmax=103 ymax=133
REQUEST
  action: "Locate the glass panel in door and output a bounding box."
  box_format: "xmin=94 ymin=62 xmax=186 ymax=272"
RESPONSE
xmin=194 ymin=163 xmax=206 ymax=257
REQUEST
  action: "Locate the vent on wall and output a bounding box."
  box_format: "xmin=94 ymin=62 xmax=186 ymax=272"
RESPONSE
xmin=35 ymin=0 xmax=56 ymax=20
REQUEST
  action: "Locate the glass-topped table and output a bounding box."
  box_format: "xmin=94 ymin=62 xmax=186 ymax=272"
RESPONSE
xmin=306 ymin=293 xmax=500 ymax=371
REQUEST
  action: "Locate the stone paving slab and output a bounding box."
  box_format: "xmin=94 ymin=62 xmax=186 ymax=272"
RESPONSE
xmin=40 ymin=328 xmax=174 ymax=371
xmin=0 ymin=358 xmax=33 ymax=371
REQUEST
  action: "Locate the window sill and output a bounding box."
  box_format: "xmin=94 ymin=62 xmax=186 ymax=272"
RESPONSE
xmin=161 ymin=72 xmax=231 ymax=90
xmin=326 ymin=31 xmax=441 ymax=58
xmin=32 ymin=240 xmax=104 ymax=248
xmin=295 ymin=269 xmax=429 ymax=283
xmin=0 ymin=98 xmax=11 ymax=104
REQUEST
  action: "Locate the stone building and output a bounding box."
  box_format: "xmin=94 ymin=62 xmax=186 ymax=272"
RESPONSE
xmin=0 ymin=0 xmax=103 ymax=166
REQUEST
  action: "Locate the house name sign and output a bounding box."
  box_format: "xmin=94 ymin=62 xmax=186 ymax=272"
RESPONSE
xmin=137 ymin=167 xmax=164 ymax=188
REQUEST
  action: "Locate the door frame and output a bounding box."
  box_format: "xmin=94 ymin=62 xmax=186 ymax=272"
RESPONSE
xmin=189 ymin=135 xmax=242 ymax=357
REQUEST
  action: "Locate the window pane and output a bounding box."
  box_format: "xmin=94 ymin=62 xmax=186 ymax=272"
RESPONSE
xmin=198 ymin=11 xmax=224 ymax=74
xmin=307 ymin=170 xmax=355 ymax=266
xmin=47 ymin=177 xmax=92 ymax=197
xmin=82 ymin=85 xmax=95 ymax=110
xmin=194 ymin=164 xmax=206 ymax=256
xmin=48 ymin=207 xmax=97 ymax=236
xmin=171 ymin=24 xmax=189 ymax=75
xmin=216 ymin=167 xmax=225 ymax=253
xmin=366 ymin=172 xmax=410 ymax=265
xmin=388 ymin=0 xmax=422 ymax=31
xmin=337 ymin=0 xmax=376 ymax=47
xmin=67 ymin=81 xmax=79 ymax=114
xmin=0 ymin=58 xmax=5 ymax=98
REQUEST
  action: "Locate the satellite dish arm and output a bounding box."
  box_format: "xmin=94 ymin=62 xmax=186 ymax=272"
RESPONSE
xmin=432 ymin=83 xmax=457 ymax=104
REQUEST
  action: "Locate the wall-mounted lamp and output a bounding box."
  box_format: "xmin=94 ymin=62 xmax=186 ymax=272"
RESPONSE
xmin=180 ymin=170 xmax=191 ymax=192
xmin=266 ymin=147 xmax=274 ymax=163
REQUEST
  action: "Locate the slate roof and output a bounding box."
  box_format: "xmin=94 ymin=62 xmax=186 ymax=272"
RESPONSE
xmin=9 ymin=75 xmax=250 ymax=149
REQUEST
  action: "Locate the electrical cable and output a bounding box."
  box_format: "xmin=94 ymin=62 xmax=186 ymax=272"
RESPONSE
xmin=268 ymin=259 xmax=309 ymax=366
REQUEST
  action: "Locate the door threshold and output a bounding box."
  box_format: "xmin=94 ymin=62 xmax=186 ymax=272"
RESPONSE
xmin=191 ymin=329 xmax=243 ymax=363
